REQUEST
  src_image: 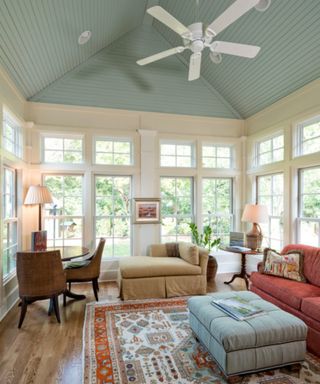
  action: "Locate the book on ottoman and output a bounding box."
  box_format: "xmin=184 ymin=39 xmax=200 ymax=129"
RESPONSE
xmin=211 ymin=296 xmax=264 ymax=321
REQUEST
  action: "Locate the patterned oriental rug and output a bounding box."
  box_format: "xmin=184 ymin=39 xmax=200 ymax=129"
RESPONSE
xmin=83 ymin=298 xmax=320 ymax=384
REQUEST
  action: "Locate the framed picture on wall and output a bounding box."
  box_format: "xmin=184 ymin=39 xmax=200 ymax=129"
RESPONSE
xmin=133 ymin=198 xmax=161 ymax=224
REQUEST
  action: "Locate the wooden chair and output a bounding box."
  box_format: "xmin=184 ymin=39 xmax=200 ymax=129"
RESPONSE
xmin=64 ymin=238 xmax=105 ymax=302
xmin=16 ymin=250 xmax=66 ymax=328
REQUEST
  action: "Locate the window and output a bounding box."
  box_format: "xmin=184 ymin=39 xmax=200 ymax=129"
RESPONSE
xmin=298 ymin=167 xmax=320 ymax=246
xmin=296 ymin=116 xmax=320 ymax=157
xmin=2 ymin=167 xmax=18 ymax=280
xmin=160 ymin=142 xmax=195 ymax=167
xmin=256 ymin=134 xmax=284 ymax=166
xmin=94 ymin=138 xmax=132 ymax=165
xmin=95 ymin=176 xmax=131 ymax=258
xmin=160 ymin=177 xmax=193 ymax=242
xmin=257 ymin=173 xmax=284 ymax=249
xmin=202 ymin=145 xmax=233 ymax=169
xmin=2 ymin=111 xmax=23 ymax=158
xmin=202 ymin=178 xmax=233 ymax=244
xmin=44 ymin=175 xmax=84 ymax=246
xmin=42 ymin=135 xmax=83 ymax=163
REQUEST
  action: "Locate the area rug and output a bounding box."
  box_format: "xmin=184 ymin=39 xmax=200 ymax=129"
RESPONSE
xmin=83 ymin=298 xmax=320 ymax=384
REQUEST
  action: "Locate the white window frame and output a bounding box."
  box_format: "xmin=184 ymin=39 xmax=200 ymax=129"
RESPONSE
xmin=256 ymin=173 xmax=284 ymax=249
xmin=2 ymin=110 xmax=23 ymax=158
xmin=202 ymin=177 xmax=234 ymax=243
xmin=94 ymin=174 xmax=132 ymax=259
xmin=160 ymin=140 xmax=196 ymax=168
xmin=2 ymin=166 xmax=18 ymax=282
xmin=255 ymin=132 xmax=284 ymax=167
xmin=41 ymin=134 xmax=84 ymax=164
xmin=294 ymin=115 xmax=320 ymax=158
xmin=297 ymin=166 xmax=320 ymax=246
xmin=160 ymin=176 xmax=194 ymax=243
xmin=93 ymin=136 xmax=133 ymax=166
xmin=43 ymin=174 xmax=85 ymax=247
xmin=202 ymin=144 xmax=234 ymax=169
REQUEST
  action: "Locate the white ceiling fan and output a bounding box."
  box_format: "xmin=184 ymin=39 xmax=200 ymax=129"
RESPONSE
xmin=137 ymin=0 xmax=271 ymax=81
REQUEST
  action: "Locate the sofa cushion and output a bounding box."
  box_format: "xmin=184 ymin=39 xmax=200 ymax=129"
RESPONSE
xmin=120 ymin=256 xmax=201 ymax=278
xmin=282 ymin=245 xmax=320 ymax=287
xmin=179 ymin=242 xmax=199 ymax=265
xmin=301 ymin=297 xmax=320 ymax=323
xmin=263 ymin=248 xmax=306 ymax=282
xmin=250 ymin=272 xmax=320 ymax=310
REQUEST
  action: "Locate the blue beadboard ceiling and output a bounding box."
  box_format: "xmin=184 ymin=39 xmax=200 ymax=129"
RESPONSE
xmin=0 ymin=0 xmax=320 ymax=118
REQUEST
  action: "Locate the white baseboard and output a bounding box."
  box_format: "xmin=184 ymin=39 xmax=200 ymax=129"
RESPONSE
xmin=0 ymin=286 xmax=19 ymax=322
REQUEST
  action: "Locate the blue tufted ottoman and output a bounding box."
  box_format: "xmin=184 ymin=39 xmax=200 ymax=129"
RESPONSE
xmin=188 ymin=291 xmax=307 ymax=377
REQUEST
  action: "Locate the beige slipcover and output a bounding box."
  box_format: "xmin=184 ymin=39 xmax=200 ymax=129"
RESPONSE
xmin=119 ymin=243 xmax=209 ymax=300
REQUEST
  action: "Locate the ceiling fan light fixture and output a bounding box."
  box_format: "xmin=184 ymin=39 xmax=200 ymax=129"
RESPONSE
xmin=78 ymin=30 xmax=92 ymax=45
xmin=209 ymin=52 xmax=222 ymax=64
xmin=255 ymin=0 xmax=271 ymax=12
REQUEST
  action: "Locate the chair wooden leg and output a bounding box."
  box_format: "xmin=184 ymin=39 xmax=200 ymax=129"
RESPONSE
xmin=63 ymin=292 xmax=66 ymax=307
xmin=92 ymin=278 xmax=99 ymax=301
xmin=97 ymin=280 xmax=100 ymax=291
xmin=18 ymin=298 xmax=28 ymax=328
xmin=68 ymin=281 xmax=71 ymax=291
xmin=52 ymin=295 xmax=61 ymax=323
xmin=48 ymin=298 xmax=53 ymax=316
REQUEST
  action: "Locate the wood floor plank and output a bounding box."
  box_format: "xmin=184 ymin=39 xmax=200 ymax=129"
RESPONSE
xmin=0 ymin=275 xmax=245 ymax=383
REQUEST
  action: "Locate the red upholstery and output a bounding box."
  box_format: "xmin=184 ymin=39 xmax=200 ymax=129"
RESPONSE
xmin=282 ymin=244 xmax=320 ymax=287
xmin=250 ymin=272 xmax=320 ymax=310
xmin=250 ymin=244 xmax=320 ymax=357
xmin=251 ymin=286 xmax=320 ymax=356
xmin=301 ymin=297 xmax=320 ymax=323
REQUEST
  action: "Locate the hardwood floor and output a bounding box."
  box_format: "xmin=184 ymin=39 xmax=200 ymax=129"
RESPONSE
xmin=0 ymin=274 xmax=246 ymax=384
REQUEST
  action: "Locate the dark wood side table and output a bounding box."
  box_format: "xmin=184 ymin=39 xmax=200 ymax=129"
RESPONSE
xmin=220 ymin=247 xmax=261 ymax=290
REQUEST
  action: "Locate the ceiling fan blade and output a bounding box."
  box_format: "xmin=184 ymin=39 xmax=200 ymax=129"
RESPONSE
xmin=147 ymin=6 xmax=191 ymax=38
xmin=211 ymin=41 xmax=261 ymax=58
xmin=206 ymin=0 xmax=260 ymax=37
xmin=188 ymin=53 xmax=202 ymax=81
xmin=137 ymin=46 xmax=186 ymax=66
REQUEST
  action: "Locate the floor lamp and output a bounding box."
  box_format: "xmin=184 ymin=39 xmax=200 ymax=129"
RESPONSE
xmin=24 ymin=185 xmax=53 ymax=250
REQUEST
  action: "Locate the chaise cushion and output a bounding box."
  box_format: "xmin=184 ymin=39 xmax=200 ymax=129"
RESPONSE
xmin=250 ymin=272 xmax=320 ymax=310
xmin=120 ymin=256 xmax=201 ymax=279
xmin=301 ymin=297 xmax=320 ymax=322
xmin=179 ymin=242 xmax=199 ymax=265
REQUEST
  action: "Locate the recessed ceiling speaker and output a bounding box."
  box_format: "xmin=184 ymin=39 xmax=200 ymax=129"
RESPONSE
xmin=78 ymin=30 xmax=92 ymax=45
xmin=255 ymin=0 xmax=271 ymax=12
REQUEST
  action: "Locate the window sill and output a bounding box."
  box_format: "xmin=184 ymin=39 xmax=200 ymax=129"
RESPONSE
xmin=3 ymin=269 xmax=16 ymax=285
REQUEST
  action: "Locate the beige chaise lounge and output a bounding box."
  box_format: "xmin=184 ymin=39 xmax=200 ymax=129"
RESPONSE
xmin=119 ymin=242 xmax=209 ymax=300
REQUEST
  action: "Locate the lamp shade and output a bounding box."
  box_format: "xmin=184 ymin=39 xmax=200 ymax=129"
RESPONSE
xmin=24 ymin=185 xmax=53 ymax=205
xmin=241 ymin=204 xmax=268 ymax=223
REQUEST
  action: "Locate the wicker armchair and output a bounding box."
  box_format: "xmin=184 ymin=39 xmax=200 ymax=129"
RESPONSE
xmin=16 ymin=250 xmax=66 ymax=328
xmin=64 ymin=238 xmax=105 ymax=302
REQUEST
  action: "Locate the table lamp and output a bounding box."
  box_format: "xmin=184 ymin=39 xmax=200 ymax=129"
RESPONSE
xmin=24 ymin=185 xmax=53 ymax=231
xmin=241 ymin=204 xmax=268 ymax=250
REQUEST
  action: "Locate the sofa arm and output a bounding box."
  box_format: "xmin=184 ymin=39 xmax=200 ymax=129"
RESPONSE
xmin=148 ymin=244 xmax=167 ymax=257
xmin=257 ymin=261 xmax=264 ymax=273
xmin=199 ymin=247 xmax=209 ymax=275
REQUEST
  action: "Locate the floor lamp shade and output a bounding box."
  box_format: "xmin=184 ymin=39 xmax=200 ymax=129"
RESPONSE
xmin=241 ymin=204 xmax=268 ymax=250
xmin=24 ymin=185 xmax=53 ymax=231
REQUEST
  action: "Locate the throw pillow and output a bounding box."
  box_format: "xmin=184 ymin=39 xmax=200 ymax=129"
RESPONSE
xmin=178 ymin=242 xmax=199 ymax=265
xmin=263 ymin=248 xmax=306 ymax=282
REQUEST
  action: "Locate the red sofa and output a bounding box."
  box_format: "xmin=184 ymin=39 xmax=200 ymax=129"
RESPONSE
xmin=250 ymin=244 xmax=320 ymax=357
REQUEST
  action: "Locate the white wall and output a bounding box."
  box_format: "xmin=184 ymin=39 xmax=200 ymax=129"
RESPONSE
xmin=244 ymin=79 xmax=320 ymax=246
xmin=0 ymin=68 xmax=28 ymax=320
xmin=25 ymin=102 xmax=245 ymax=280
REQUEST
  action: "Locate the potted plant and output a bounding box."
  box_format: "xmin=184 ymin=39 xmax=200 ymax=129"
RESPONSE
xmin=189 ymin=223 xmax=220 ymax=282
xmin=189 ymin=223 xmax=221 ymax=252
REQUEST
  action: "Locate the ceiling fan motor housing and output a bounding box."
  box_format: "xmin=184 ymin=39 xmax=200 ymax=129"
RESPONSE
xmin=183 ymin=22 xmax=213 ymax=53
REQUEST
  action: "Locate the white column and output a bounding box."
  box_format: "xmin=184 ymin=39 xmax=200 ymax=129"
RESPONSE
xmin=136 ymin=129 xmax=159 ymax=255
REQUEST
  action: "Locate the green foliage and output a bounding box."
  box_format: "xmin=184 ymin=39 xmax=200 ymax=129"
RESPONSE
xmin=189 ymin=223 xmax=221 ymax=252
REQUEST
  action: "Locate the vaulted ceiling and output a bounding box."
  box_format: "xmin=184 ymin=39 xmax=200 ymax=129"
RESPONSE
xmin=0 ymin=0 xmax=320 ymax=119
